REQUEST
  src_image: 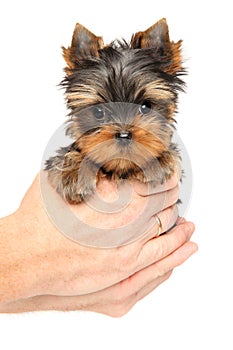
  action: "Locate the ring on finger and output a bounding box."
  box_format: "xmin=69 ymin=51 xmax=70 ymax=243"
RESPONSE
xmin=155 ymin=215 xmax=163 ymax=237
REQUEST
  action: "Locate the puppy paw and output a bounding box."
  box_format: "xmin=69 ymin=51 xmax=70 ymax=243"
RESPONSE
xmin=45 ymin=143 xmax=98 ymax=204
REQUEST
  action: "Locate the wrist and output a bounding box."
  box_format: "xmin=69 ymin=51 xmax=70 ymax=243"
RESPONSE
xmin=0 ymin=210 xmax=48 ymax=304
xmin=0 ymin=212 xmax=26 ymax=303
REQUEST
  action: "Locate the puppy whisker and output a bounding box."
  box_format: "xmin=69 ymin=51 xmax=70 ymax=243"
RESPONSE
xmin=45 ymin=18 xmax=186 ymax=204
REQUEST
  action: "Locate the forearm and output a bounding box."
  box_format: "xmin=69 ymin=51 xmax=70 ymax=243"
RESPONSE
xmin=0 ymin=293 xmax=92 ymax=314
xmin=0 ymin=212 xmax=44 ymax=304
xmin=0 ymin=295 xmax=70 ymax=313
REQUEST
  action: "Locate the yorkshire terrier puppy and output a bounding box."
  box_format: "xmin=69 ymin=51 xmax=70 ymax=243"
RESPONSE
xmin=45 ymin=18 xmax=185 ymax=204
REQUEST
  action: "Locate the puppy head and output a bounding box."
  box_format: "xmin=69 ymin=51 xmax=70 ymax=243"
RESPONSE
xmin=62 ymin=19 xmax=185 ymax=175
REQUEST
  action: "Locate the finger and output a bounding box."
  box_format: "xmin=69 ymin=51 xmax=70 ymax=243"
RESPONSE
xmin=117 ymin=261 xmax=173 ymax=297
xmin=134 ymin=270 xmax=173 ymax=304
xmin=131 ymin=241 xmax=197 ymax=305
xmin=140 ymin=204 xmax=179 ymax=244
xmin=151 ymin=241 xmax=198 ymax=277
xmin=136 ymin=221 xmax=196 ymax=271
xmin=134 ymin=186 xmax=180 ymax=228
xmin=156 ymin=204 xmax=179 ymax=234
xmin=176 ymin=216 xmax=187 ymax=225
xmin=132 ymin=171 xmax=179 ymax=196
xmin=115 ymin=270 xmax=173 ymax=316
xmin=133 ymin=185 xmax=179 ymax=225
xmin=101 ymin=269 xmax=174 ymax=317
xmin=120 ymin=236 xmax=196 ymax=296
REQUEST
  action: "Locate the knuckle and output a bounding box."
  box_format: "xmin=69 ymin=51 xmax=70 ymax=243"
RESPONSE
xmin=114 ymin=277 xmax=134 ymax=303
xmin=109 ymin=301 xmax=132 ymax=318
xmin=114 ymin=247 xmax=136 ymax=275
xmin=175 ymin=222 xmax=193 ymax=243
xmin=109 ymin=308 xmax=128 ymax=318
xmin=162 ymin=269 xmax=173 ymax=280
xmin=153 ymin=239 xmax=167 ymax=260
xmin=165 ymin=185 xmax=179 ymax=208
xmin=161 ymin=205 xmax=178 ymax=232
xmin=166 ymin=171 xmax=179 ymax=189
xmin=109 ymin=280 xmax=137 ymax=317
xmin=172 ymin=185 xmax=180 ymax=204
xmin=102 ymin=247 xmax=133 ymax=278
xmin=155 ymin=268 xmax=173 ymax=280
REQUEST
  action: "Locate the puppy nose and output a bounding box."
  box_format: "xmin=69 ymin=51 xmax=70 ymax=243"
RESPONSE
xmin=115 ymin=131 xmax=133 ymax=141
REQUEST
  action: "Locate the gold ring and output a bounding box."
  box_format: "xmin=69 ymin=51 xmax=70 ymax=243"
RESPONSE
xmin=155 ymin=215 xmax=163 ymax=237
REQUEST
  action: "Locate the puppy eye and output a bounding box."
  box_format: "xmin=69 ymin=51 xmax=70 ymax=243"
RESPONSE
xmin=92 ymin=105 xmax=105 ymax=120
xmin=139 ymin=101 xmax=151 ymax=114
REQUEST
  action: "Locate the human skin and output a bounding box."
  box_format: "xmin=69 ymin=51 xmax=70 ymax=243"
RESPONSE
xmin=0 ymin=173 xmax=197 ymax=317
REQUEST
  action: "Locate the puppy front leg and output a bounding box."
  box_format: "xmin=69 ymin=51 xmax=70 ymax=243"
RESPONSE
xmin=45 ymin=144 xmax=98 ymax=204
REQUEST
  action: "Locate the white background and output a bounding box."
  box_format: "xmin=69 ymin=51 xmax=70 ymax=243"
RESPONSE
xmin=0 ymin=0 xmax=232 ymax=349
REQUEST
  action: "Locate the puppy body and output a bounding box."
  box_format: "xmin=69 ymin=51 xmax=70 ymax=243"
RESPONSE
xmin=45 ymin=19 xmax=185 ymax=204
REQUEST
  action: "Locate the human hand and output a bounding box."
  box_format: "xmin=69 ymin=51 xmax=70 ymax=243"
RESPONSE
xmin=0 ymin=172 xmax=197 ymax=315
xmin=0 ymin=218 xmax=196 ymax=316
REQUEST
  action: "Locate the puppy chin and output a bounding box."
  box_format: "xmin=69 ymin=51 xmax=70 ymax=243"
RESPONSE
xmin=102 ymin=158 xmax=140 ymax=174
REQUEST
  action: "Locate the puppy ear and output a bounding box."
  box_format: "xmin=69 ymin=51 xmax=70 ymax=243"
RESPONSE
xmin=131 ymin=18 xmax=182 ymax=74
xmin=63 ymin=23 xmax=104 ymax=72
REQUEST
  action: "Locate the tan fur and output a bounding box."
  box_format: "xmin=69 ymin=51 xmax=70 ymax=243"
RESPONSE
xmin=45 ymin=19 xmax=185 ymax=203
xmin=63 ymin=23 xmax=104 ymax=74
